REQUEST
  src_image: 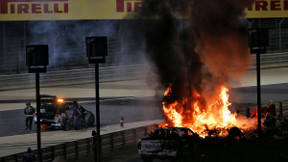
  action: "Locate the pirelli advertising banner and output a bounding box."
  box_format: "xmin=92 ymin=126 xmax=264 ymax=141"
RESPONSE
xmin=247 ymin=0 xmax=288 ymax=18
xmin=0 ymin=0 xmax=134 ymax=20
xmin=0 ymin=0 xmax=287 ymax=21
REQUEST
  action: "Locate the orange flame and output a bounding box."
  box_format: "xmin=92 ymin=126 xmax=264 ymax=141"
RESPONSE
xmin=162 ymin=84 xmax=253 ymax=137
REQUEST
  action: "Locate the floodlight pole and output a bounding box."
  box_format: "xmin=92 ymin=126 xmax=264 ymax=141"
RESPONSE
xmin=86 ymin=36 xmax=108 ymax=162
xmin=26 ymin=45 xmax=48 ymax=162
xmin=248 ymin=28 xmax=268 ymax=135
xmin=95 ymin=63 xmax=101 ymax=162
xmin=256 ymin=53 xmax=262 ymax=133
xmin=36 ymin=72 xmax=42 ymax=162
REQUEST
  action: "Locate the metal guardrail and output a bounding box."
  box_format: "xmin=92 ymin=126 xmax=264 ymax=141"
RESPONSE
xmin=254 ymin=52 xmax=288 ymax=69
xmin=1 ymin=51 xmax=288 ymax=91
xmin=1 ymin=52 xmax=288 ymax=91
xmin=0 ymin=64 xmax=148 ymax=91
xmin=0 ymin=124 xmax=159 ymax=162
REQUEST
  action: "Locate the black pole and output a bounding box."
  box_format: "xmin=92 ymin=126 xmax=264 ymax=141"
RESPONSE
xmin=95 ymin=63 xmax=101 ymax=162
xmin=256 ymin=53 xmax=262 ymax=133
xmin=36 ymin=72 xmax=42 ymax=162
xmin=279 ymin=102 xmax=283 ymax=118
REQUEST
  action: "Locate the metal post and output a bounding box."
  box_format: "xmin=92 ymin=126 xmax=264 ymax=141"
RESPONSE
xmin=122 ymin=131 xmax=125 ymax=147
xmin=63 ymin=144 xmax=67 ymax=159
xmin=86 ymin=36 xmax=107 ymax=162
xmin=75 ymin=141 xmax=78 ymax=159
xmin=246 ymin=108 xmax=250 ymax=117
xmin=95 ymin=64 xmax=101 ymax=162
xmin=87 ymin=138 xmax=91 ymax=155
xmin=256 ymin=53 xmax=262 ymax=134
xmin=110 ymin=134 xmax=114 ymax=151
xmin=134 ymin=129 xmax=137 ymax=144
xmin=36 ymin=72 xmax=42 ymax=162
xmin=51 ymin=146 xmax=55 ymax=161
xmin=279 ymin=18 xmax=285 ymax=52
xmin=279 ymin=101 xmax=283 ymax=118
xmin=14 ymin=155 xmax=18 ymax=162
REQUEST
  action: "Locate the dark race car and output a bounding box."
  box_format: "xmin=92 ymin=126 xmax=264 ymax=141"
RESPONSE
xmin=138 ymin=126 xmax=200 ymax=161
xmin=34 ymin=94 xmax=95 ymax=130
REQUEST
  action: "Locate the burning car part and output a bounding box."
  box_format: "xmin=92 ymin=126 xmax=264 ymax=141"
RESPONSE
xmin=135 ymin=0 xmax=256 ymax=137
xmin=138 ymin=127 xmax=199 ymax=161
xmin=162 ymin=84 xmax=254 ymax=137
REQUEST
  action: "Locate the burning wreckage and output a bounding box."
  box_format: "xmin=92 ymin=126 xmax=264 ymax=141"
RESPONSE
xmin=138 ymin=85 xmax=276 ymax=161
xmin=138 ymin=88 xmax=288 ymax=161
xmin=135 ymin=0 xmax=288 ymax=161
xmin=138 ymin=125 xmax=250 ymax=161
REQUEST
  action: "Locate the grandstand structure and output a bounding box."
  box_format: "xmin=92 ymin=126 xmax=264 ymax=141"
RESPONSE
xmin=0 ymin=20 xmax=146 ymax=74
xmin=0 ymin=18 xmax=287 ymax=74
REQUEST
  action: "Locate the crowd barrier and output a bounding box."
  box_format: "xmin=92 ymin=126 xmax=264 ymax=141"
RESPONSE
xmin=0 ymin=124 xmax=159 ymax=162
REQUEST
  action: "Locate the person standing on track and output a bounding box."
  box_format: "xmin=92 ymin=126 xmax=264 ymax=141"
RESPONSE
xmin=24 ymin=101 xmax=35 ymax=131
xmin=70 ymin=101 xmax=82 ymax=130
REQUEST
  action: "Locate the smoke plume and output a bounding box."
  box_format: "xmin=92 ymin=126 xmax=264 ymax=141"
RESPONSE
xmin=137 ymin=0 xmax=254 ymax=108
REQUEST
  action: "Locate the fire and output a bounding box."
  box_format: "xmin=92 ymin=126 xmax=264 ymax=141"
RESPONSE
xmin=162 ymin=84 xmax=249 ymax=137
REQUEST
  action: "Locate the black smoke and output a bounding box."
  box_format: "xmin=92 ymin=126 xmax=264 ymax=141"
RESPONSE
xmin=136 ymin=0 xmax=254 ymax=108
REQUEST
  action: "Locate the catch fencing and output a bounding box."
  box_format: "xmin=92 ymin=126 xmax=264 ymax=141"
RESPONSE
xmin=0 ymin=124 xmax=158 ymax=162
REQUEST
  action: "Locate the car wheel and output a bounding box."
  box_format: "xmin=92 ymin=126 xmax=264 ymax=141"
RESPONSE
xmin=84 ymin=112 xmax=95 ymax=126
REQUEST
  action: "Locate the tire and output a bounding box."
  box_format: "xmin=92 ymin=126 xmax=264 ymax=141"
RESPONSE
xmin=84 ymin=112 xmax=95 ymax=126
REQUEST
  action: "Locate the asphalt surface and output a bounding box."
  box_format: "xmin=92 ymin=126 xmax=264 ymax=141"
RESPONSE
xmin=230 ymin=83 xmax=288 ymax=104
xmin=2 ymin=82 xmax=288 ymax=138
xmin=0 ymin=97 xmax=163 ymax=137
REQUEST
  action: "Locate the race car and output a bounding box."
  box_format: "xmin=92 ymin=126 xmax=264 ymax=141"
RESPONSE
xmin=34 ymin=94 xmax=95 ymax=130
xmin=138 ymin=126 xmax=200 ymax=161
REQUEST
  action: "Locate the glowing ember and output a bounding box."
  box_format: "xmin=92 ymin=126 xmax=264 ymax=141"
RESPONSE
xmin=162 ymin=84 xmax=252 ymax=137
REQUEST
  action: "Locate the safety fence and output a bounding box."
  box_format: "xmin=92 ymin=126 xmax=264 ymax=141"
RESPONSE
xmin=0 ymin=124 xmax=159 ymax=162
